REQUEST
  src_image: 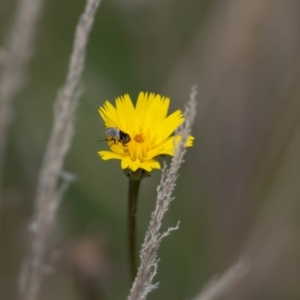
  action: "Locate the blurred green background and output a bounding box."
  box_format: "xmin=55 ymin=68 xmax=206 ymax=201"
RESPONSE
xmin=2 ymin=0 xmax=300 ymax=299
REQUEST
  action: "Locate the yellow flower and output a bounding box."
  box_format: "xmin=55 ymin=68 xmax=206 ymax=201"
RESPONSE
xmin=98 ymin=92 xmax=194 ymax=172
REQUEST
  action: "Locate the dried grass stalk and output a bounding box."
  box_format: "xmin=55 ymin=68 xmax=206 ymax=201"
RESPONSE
xmin=0 ymin=0 xmax=43 ymax=198
xmin=18 ymin=1 xmax=101 ymax=299
xmin=192 ymin=261 xmax=248 ymax=300
xmin=128 ymin=85 xmax=198 ymax=300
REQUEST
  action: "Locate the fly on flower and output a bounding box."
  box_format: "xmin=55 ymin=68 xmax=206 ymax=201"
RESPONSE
xmin=104 ymin=127 xmax=131 ymax=146
xmin=99 ymin=127 xmax=131 ymax=154
xmin=98 ymin=92 xmax=194 ymax=172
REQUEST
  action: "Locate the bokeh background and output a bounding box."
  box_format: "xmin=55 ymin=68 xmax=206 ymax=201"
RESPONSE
xmin=1 ymin=0 xmax=300 ymax=299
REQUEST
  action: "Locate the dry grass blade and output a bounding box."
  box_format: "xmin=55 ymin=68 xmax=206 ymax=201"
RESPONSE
xmin=18 ymin=1 xmax=101 ymax=299
xmin=128 ymin=85 xmax=198 ymax=300
xmin=0 ymin=0 xmax=43 ymax=199
xmin=192 ymin=261 xmax=248 ymax=300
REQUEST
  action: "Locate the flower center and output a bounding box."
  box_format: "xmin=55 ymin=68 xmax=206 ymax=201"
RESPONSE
xmin=134 ymin=134 xmax=145 ymax=143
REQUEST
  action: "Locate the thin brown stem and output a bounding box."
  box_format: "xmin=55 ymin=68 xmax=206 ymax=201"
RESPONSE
xmin=128 ymin=85 xmax=198 ymax=300
xmin=128 ymin=178 xmax=141 ymax=282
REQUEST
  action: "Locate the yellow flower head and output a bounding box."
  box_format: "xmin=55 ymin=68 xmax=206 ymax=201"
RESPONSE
xmin=98 ymin=92 xmax=194 ymax=172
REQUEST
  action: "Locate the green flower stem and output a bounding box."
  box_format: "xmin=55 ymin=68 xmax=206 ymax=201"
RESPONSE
xmin=128 ymin=177 xmax=141 ymax=282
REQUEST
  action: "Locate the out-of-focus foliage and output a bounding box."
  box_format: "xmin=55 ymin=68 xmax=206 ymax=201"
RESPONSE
xmin=1 ymin=0 xmax=300 ymax=299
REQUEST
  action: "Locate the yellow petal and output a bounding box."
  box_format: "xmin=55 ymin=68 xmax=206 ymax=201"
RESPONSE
xmin=143 ymin=95 xmax=170 ymax=128
xmin=140 ymin=159 xmax=161 ymax=171
xmin=121 ymin=156 xmax=141 ymax=171
xmin=158 ymin=97 xmax=170 ymax=122
xmin=135 ymin=92 xmax=155 ymax=124
xmin=158 ymin=110 xmax=184 ymax=140
xmin=99 ymin=101 xmax=120 ymax=128
xmin=145 ymin=145 xmax=165 ymax=159
xmin=121 ymin=157 xmax=131 ymax=169
xmin=186 ymin=135 xmax=194 ymax=146
xmin=98 ymin=151 xmax=124 ymax=160
xmin=109 ymin=142 xmax=128 ymax=155
xmin=146 ymin=135 xmax=194 ymax=158
xmin=116 ymin=94 xmax=138 ymax=133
